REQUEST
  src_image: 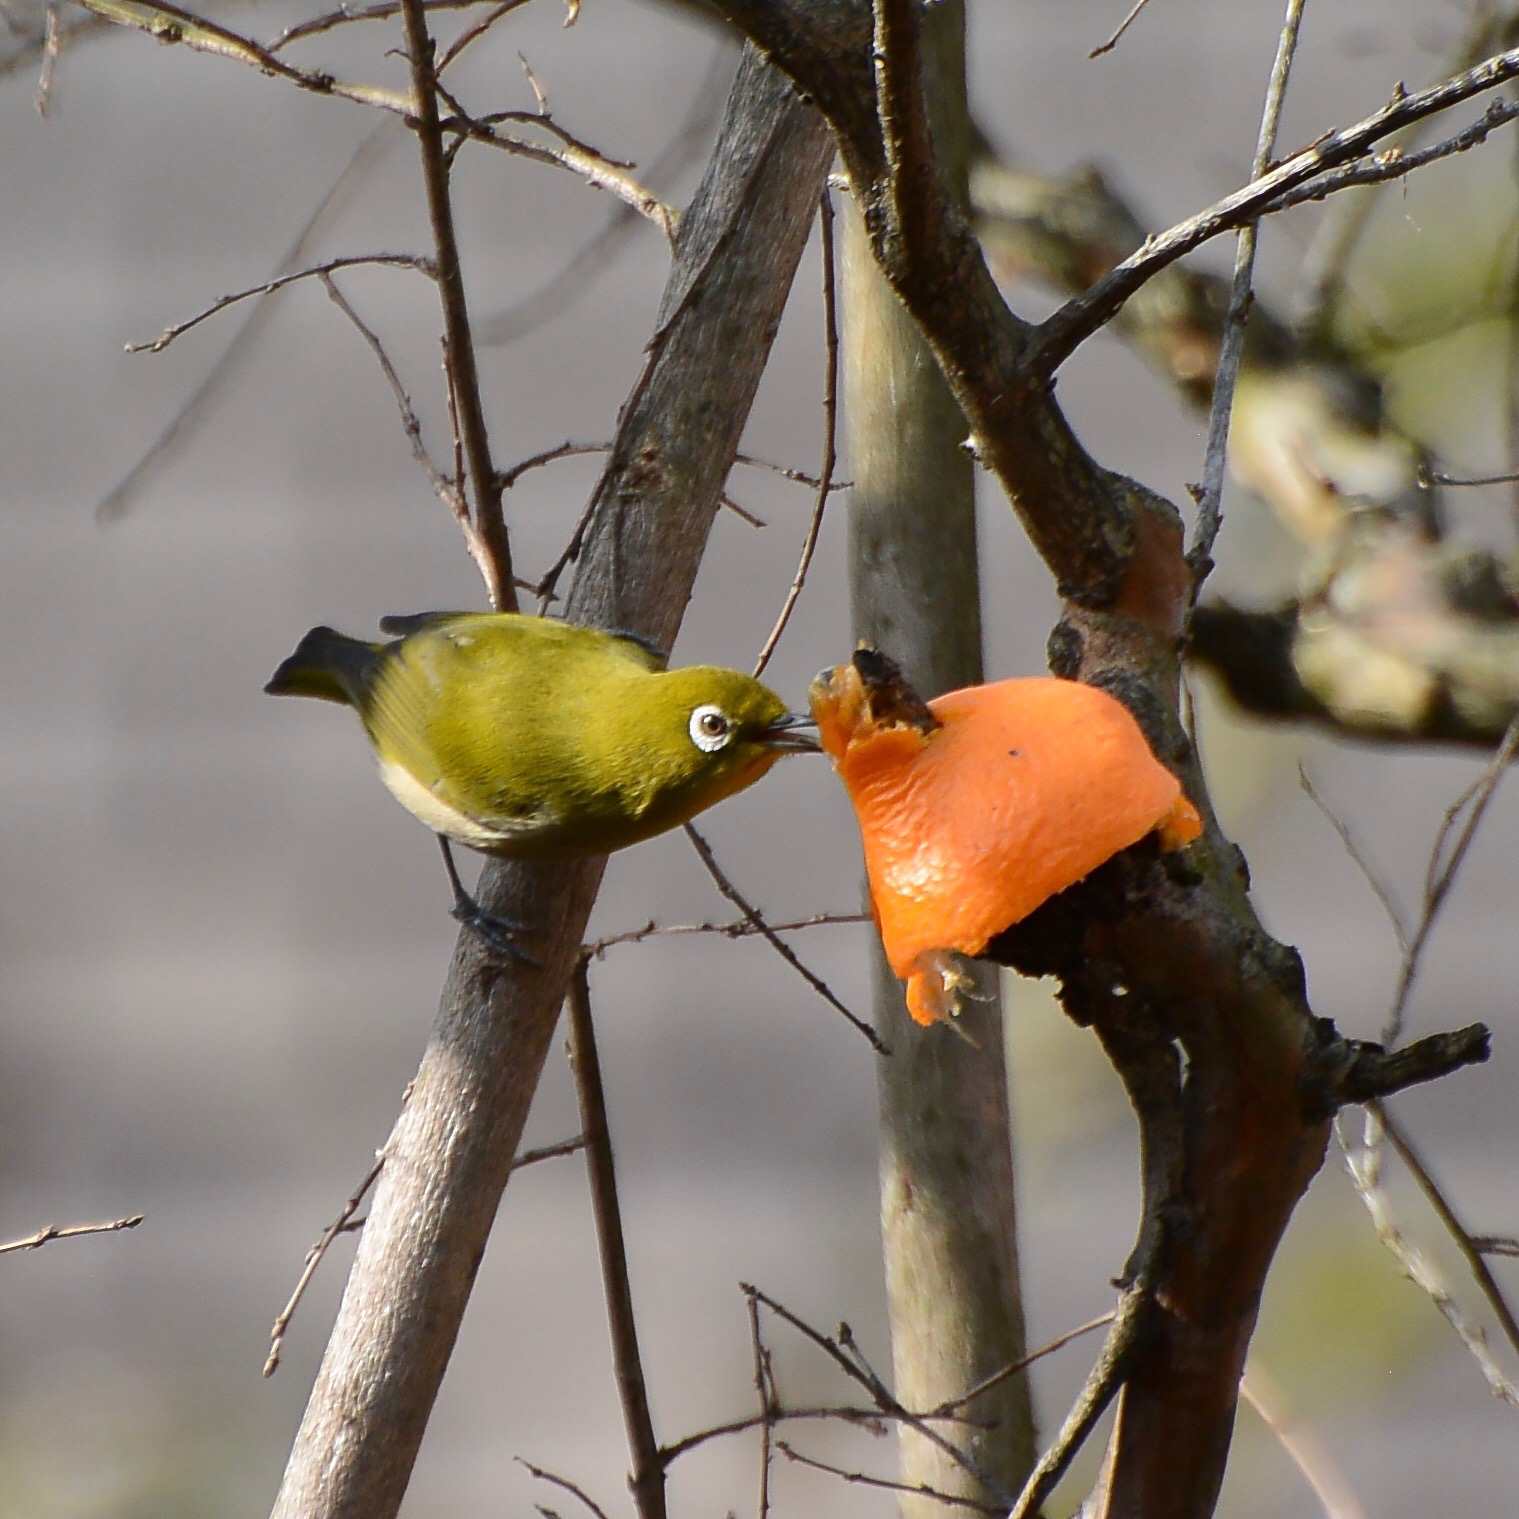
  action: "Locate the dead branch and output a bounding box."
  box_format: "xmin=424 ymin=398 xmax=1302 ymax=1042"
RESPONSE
xmin=0 ymin=1213 xmax=143 ymax=1255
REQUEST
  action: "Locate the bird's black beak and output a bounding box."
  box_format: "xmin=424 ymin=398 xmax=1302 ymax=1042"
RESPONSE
xmin=759 ymin=712 xmax=822 ymax=752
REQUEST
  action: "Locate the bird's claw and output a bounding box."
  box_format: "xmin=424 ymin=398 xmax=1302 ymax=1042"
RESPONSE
xmin=450 ymin=894 xmax=538 ymax=965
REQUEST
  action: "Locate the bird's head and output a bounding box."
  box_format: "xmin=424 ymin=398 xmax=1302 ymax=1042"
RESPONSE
xmin=643 ymin=665 xmax=819 ymax=808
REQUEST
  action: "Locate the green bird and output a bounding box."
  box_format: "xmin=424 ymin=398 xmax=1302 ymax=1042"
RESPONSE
xmin=266 ymin=611 xmax=818 ymax=954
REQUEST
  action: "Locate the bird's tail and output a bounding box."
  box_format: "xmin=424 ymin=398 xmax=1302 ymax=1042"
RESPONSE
xmin=264 ymin=626 xmax=382 ymax=706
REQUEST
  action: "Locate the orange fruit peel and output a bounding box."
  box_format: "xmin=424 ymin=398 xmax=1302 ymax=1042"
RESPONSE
xmin=810 ymin=652 xmax=1202 ymax=1026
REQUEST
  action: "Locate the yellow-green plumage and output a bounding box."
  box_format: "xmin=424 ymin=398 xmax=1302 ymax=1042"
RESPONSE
xmin=266 ymin=611 xmax=814 ymax=859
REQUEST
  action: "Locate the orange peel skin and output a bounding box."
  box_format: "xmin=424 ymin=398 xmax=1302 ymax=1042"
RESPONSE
xmin=810 ymin=653 xmax=1203 ymax=1026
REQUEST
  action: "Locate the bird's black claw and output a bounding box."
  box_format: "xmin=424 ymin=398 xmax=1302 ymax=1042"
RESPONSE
xmin=450 ymin=893 xmax=538 ymax=964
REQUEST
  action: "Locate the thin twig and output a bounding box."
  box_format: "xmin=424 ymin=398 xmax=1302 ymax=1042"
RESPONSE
xmin=683 ymin=824 xmax=888 ymax=1055
xmin=753 ymin=188 xmax=839 ymax=678
xmin=1385 ymin=709 xmax=1519 ymax=1046
xmin=70 ymin=0 xmax=413 ymax=110
xmin=733 ymin=452 xmax=851 ymax=491
xmin=1240 ymin=1363 xmax=1368 ymax=1519
xmin=318 ymin=271 xmax=454 ymax=499
xmin=1008 ymin=1284 xmax=1153 ymax=1519
xmin=659 ymin=1403 xmax=891 ymax=1466
xmin=1189 ymin=0 xmax=1306 ymax=584
xmin=499 ymin=439 xmax=609 ymax=489
xmin=1089 ymin=0 xmax=1159 ymax=59
xmin=516 ymin=1458 xmax=612 ymax=1519
xmin=441 ymin=101 xmax=677 ymax=238
xmin=1340 ymin=1107 xmax=1519 ymax=1407
xmin=512 ymin=1134 xmax=587 ymax=1169
xmin=584 ymin=909 xmax=869 ymax=958
xmin=435 ymin=0 xmax=525 ymax=71
xmin=748 ymin=1288 xmax=776 ymax=1519
xmin=399 ymin=0 xmax=514 ymax=608
xmin=1298 ymin=765 xmax=1410 ymax=951
xmin=928 ymin=1311 xmax=1116 ymax=1417
xmin=270 ymin=0 xmax=523 ymax=51
xmin=33 ymin=0 xmax=60 ymax=113
xmin=0 ymin=1213 xmax=143 ymax=1255
xmin=481 ymin=41 xmax=733 ymax=345
xmin=98 ymin=122 xmax=401 ymax=522
xmin=566 ymin=961 xmax=666 ymax=1519
xmin=1026 ymin=40 xmax=1519 ymax=376
xmin=127 ymin=254 xmax=436 ymax=355
xmin=774 ymin=1442 xmax=1004 ymax=1514
xmin=743 ymin=1284 xmax=1006 ymax=1501
xmin=265 ymin=1155 xmax=386 ymax=1377
xmin=1379 ymin=1104 xmax=1519 ymax=1360
xmin=1272 ymin=99 xmax=1519 ymax=213
xmin=719 ymin=493 xmax=767 ymax=529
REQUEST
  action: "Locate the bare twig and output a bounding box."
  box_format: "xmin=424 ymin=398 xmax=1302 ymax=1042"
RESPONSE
xmin=1240 ymin=1363 xmax=1367 ymax=1519
xmin=435 ymin=0 xmax=525 ymax=71
xmin=516 ymin=1458 xmax=612 ymax=1519
xmin=512 ymin=1134 xmax=586 ymax=1169
xmin=499 ymin=439 xmax=608 ymax=489
xmin=743 ymin=1285 xmax=1007 ymax=1502
xmin=1385 ymin=709 xmax=1519 ymax=1045
xmin=1089 ymin=0 xmax=1159 ymax=58
xmin=67 ymin=0 xmax=413 ymax=111
xmin=265 ymin=1155 xmax=387 ymax=1378
xmin=1189 ymin=0 xmax=1306 ymax=584
xmin=318 ymin=271 xmax=454 ymax=498
xmin=33 ymin=0 xmax=59 ymax=112
xmin=733 ymin=452 xmax=850 ymax=491
xmin=266 ymin=1112 xmax=588 ymax=1383
xmin=400 ymin=0 xmax=513 ymax=608
xmin=1008 ymin=1284 xmax=1153 ymax=1519
xmin=753 ymin=188 xmax=839 ymax=678
xmin=748 ymin=1288 xmax=776 ymax=1519
xmin=481 ymin=41 xmax=733 ymax=345
xmin=441 ymin=101 xmax=677 ymax=238
xmin=1272 ymin=99 xmax=1519 ymax=213
xmin=98 ymin=122 xmax=401 ymax=522
xmin=127 ymin=254 xmax=436 ymax=356
xmin=1423 ymin=465 xmax=1519 ymax=488
xmin=566 ymin=961 xmax=666 ymax=1519
xmin=659 ymin=1403 xmax=891 ymax=1466
xmin=270 ymin=0 xmax=525 ymax=51
xmin=0 ymin=1213 xmax=143 ymax=1255
xmin=929 ymin=1311 xmax=1116 ymax=1417
xmin=774 ymin=1441 xmax=1004 ymax=1515
xmin=683 ymin=824 xmax=887 ymax=1055
xmin=585 ymin=909 xmax=869 ymax=958
xmin=1298 ymin=766 xmax=1410 ymax=952
xmin=1379 ymin=1105 xmax=1519 ymax=1361
xmin=1340 ymin=1106 xmax=1519 ymax=1407
xmin=1026 ymin=41 xmax=1519 ymax=376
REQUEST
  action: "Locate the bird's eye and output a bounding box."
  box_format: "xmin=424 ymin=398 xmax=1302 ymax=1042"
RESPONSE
xmin=689 ymin=704 xmax=733 ymax=753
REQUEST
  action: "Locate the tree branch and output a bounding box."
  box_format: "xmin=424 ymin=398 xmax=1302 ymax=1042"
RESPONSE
xmin=398 ymin=0 xmax=513 ymax=608
xmin=566 ymin=961 xmax=665 ymax=1519
xmin=267 ymin=48 xmax=833 ymax=1519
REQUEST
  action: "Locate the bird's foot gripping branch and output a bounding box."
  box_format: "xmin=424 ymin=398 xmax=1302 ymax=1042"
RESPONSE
xmin=811 ymin=643 xmax=1490 ymax=1519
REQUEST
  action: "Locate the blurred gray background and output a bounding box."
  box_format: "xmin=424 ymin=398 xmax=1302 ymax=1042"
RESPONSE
xmin=3 ymin=1 xmax=1517 ymax=1514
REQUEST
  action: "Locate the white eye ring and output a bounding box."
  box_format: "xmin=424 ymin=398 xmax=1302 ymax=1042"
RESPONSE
xmin=689 ymin=704 xmax=733 ymax=753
